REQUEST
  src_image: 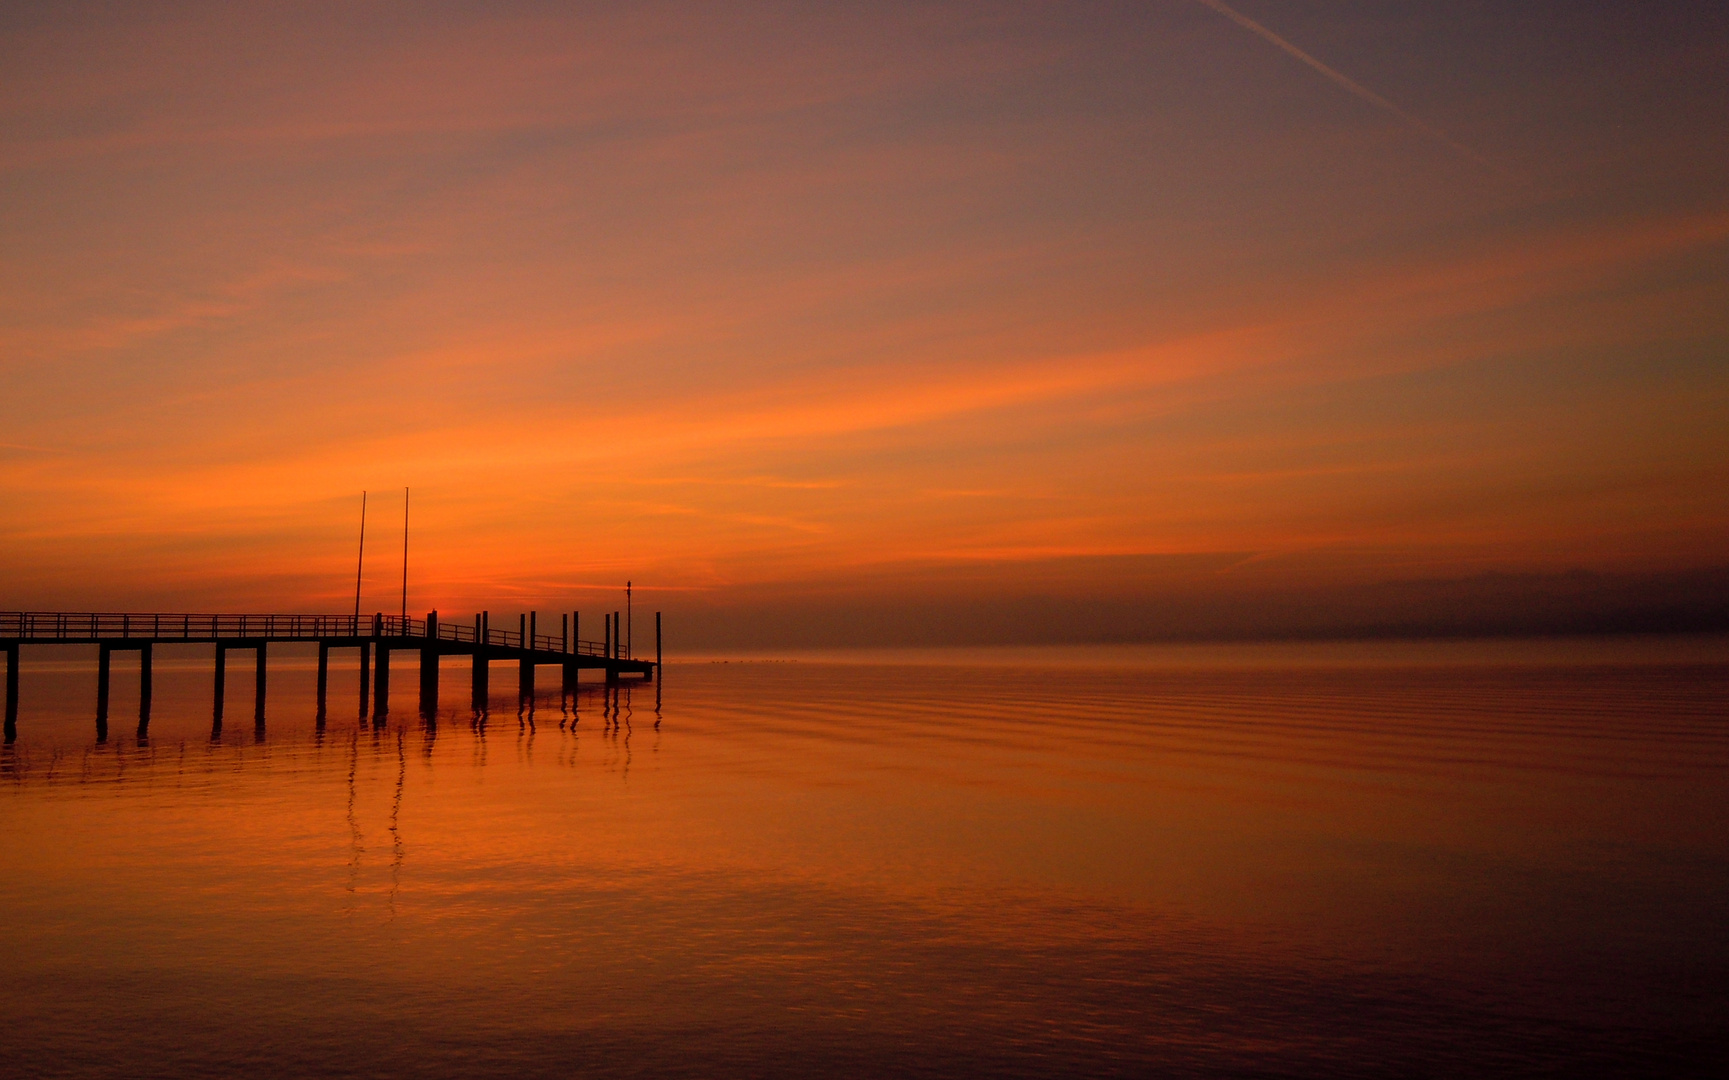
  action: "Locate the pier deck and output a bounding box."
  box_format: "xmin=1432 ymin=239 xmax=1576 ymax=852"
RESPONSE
xmin=1 ymin=609 xmax=658 ymax=739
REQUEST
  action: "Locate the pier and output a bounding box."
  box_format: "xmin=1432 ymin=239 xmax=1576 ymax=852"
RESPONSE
xmin=0 ymin=610 xmax=659 ymax=741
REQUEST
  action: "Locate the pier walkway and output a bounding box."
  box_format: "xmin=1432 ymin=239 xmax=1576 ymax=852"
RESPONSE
xmin=1 ymin=609 xmax=658 ymax=739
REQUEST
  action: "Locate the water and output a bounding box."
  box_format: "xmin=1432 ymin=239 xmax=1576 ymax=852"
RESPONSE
xmin=2 ymin=641 xmax=1726 ymax=1078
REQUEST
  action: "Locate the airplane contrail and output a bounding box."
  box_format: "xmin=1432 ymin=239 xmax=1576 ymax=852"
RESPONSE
xmin=1192 ymin=0 xmax=1499 ymax=171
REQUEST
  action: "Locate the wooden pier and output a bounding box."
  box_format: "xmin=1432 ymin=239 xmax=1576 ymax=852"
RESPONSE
xmin=0 ymin=610 xmax=658 ymax=741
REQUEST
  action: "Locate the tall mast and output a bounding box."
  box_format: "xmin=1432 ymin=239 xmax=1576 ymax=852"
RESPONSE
xmin=353 ymin=491 xmax=367 ymax=619
xmin=401 ymin=486 xmax=409 ymax=621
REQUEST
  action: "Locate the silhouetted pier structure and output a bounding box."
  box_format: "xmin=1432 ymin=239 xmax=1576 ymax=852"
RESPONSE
xmin=0 ymin=610 xmax=658 ymax=741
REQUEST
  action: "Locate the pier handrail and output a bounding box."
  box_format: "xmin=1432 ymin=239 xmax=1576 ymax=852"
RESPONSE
xmin=2 ymin=611 xmax=614 ymax=656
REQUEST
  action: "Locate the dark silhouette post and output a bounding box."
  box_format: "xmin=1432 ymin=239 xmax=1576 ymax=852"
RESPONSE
xmin=518 ymin=612 xmax=536 ymax=698
xmin=420 ymin=610 xmax=439 ymax=714
xmin=316 ymin=642 xmax=329 ymax=720
xmin=656 ymin=611 xmax=662 ymax=678
xmin=604 ymin=613 xmax=611 ymax=659
xmin=4 ymin=642 xmax=17 ymax=741
xmin=253 ymin=642 xmax=267 ymax=722
xmin=472 ymin=611 xmax=490 ymax=708
xmin=138 ymin=642 xmax=152 ymax=724
xmin=359 ymin=640 xmax=370 ymax=714
xmin=97 ymin=643 xmax=112 ymax=726
xmin=214 ymin=644 xmax=227 ymax=721
xmin=374 ymin=638 xmax=389 ymax=717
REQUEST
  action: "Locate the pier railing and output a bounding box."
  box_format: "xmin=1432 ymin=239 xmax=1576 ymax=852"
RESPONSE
xmin=0 ymin=612 xmax=616 ymax=656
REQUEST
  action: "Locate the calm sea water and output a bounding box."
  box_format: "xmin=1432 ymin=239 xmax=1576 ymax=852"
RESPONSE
xmin=1 ymin=639 xmax=1725 ymax=1078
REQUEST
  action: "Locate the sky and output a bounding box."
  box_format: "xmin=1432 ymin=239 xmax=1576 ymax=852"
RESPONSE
xmin=2 ymin=1 xmax=1726 ymax=645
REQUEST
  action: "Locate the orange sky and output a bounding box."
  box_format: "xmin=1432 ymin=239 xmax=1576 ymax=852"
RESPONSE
xmin=2 ymin=2 xmax=1726 ymax=642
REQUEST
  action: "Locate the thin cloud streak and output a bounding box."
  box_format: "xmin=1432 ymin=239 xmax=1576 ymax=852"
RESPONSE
xmin=1192 ymin=0 xmax=1502 ymax=172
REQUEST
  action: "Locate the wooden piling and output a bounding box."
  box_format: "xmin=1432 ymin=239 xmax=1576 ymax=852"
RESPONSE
xmin=214 ymin=644 xmax=227 ymax=721
xmin=316 ymin=642 xmax=329 ymax=720
xmin=359 ymin=640 xmax=370 ymax=714
xmin=254 ymin=642 xmax=267 ymax=721
xmin=374 ymin=643 xmax=389 ymax=717
xmin=139 ymin=641 xmax=152 ymax=724
xmin=97 ymin=643 xmax=112 ymax=725
xmin=421 ymin=610 xmax=438 ymax=714
xmin=4 ymin=643 xmax=17 ymax=740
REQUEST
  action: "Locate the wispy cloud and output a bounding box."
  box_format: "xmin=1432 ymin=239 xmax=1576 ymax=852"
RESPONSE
xmin=1192 ymin=0 xmax=1501 ymax=172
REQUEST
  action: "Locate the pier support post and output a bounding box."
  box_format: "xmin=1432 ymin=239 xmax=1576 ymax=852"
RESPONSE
xmin=316 ymin=642 xmax=329 ymax=722
xmin=359 ymin=641 xmax=370 ymax=715
xmin=214 ymin=644 xmax=227 ymax=721
xmin=471 ymin=650 xmax=489 ymax=709
xmin=138 ymin=642 xmax=152 ymax=726
xmin=254 ymin=642 xmax=267 ymax=723
xmin=519 ymin=655 xmax=534 ymax=698
xmin=374 ymin=646 xmax=390 ymax=717
xmin=4 ymin=643 xmax=18 ymax=741
xmin=420 ymin=648 xmax=438 ymax=714
xmin=654 ymin=611 xmax=661 ymax=681
xmin=97 ymin=644 xmax=112 ymax=726
xmin=562 ymin=661 xmax=577 ymax=693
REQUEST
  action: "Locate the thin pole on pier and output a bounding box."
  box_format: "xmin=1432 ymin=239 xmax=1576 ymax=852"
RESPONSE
xmin=656 ymin=611 xmax=662 ymax=672
xmin=627 ymin=582 xmax=632 ymax=660
xmin=354 ymin=491 xmax=367 ymax=619
xmin=400 ymin=486 xmax=409 ymax=621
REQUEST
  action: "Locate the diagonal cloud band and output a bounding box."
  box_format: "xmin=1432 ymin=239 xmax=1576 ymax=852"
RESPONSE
xmin=1192 ymin=0 xmax=1502 ymax=172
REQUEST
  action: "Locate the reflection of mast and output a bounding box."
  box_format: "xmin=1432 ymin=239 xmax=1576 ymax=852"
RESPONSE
xmin=354 ymin=491 xmax=368 ymax=619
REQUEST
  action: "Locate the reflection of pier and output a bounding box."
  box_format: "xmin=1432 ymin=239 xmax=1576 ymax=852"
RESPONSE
xmin=1 ymin=610 xmax=660 ymax=740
